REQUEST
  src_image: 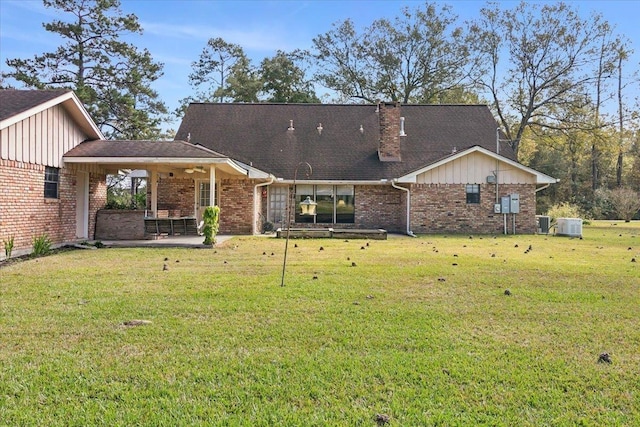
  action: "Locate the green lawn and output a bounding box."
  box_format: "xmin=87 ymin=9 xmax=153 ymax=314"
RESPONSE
xmin=1 ymin=222 xmax=639 ymax=426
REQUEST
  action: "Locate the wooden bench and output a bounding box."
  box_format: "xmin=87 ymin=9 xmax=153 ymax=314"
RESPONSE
xmin=144 ymin=217 xmax=199 ymax=236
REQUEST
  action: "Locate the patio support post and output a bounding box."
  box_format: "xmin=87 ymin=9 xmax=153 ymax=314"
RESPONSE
xmin=150 ymin=169 xmax=158 ymax=217
xmin=209 ymin=166 xmax=216 ymax=207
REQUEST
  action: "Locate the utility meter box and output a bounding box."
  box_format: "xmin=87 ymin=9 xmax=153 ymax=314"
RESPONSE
xmin=501 ymin=196 xmax=511 ymax=214
xmin=494 ymin=203 xmax=501 ymax=214
xmin=510 ymin=194 xmax=520 ymax=214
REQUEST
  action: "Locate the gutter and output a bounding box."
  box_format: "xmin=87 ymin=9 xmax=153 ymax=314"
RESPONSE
xmin=391 ymin=180 xmax=416 ymax=237
xmin=535 ymin=183 xmax=552 ymax=193
xmin=253 ymin=175 xmax=275 ymax=234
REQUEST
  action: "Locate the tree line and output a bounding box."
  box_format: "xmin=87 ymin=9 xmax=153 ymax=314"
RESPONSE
xmin=2 ymin=0 xmax=638 ymax=219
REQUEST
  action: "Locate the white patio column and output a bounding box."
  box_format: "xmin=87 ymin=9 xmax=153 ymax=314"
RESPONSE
xmin=209 ymin=166 xmax=216 ymax=207
xmin=150 ymin=169 xmax=158 ymax=217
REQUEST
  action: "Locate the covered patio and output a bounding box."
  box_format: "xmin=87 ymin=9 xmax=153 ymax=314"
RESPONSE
xmin=63 ymin=140 xmax=272 ymax=240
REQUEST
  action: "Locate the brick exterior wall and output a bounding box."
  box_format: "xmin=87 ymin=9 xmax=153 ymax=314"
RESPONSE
xmin=156 ymin=178 xmax=195 ymax=217
xmin=109 ymin=178 xmax=537 ymax=238
xmin=0 ymin=159 xmax=107 ymax=254
xmin=409 ymin=183 xmax=536 ymax=234
xmin=89 ymin=172 xmax=107 ymax=239
xmin=355 ymin=185 xmax=405 ymax=232
xmin=219 ymin=178 xmax=257 ymax=234
xmin=271 ymin=184 xmax=405 ymax=233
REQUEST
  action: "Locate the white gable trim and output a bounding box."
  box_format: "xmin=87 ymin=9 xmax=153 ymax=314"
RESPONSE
xmin=396 ymin=145 xmax=558 ymax=184
xmin=0 ymin=91 xmax=104 ymax=140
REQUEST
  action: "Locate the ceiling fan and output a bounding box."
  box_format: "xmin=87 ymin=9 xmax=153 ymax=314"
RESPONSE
xmin=185 ymin=166 xmax=206 ymax=174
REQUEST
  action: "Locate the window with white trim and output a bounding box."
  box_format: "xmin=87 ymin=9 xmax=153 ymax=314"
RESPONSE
xmin=199 ymin=182 xmax=211 ymax=207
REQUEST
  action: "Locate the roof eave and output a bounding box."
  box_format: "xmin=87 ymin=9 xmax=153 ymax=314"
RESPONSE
xmin=0 ymin=91 xmax=104 ymax=140
xmin=67 ymin=155 xmax=251 ymax=173
xmin=395 ymin=145 xmax=558 ymax=184
xmin=274 ymin=179 xmax=394 ymax=185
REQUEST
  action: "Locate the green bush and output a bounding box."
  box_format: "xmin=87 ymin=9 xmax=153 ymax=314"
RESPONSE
xmin=32 ymin=234 xmax=52 ymax=257
xmin=546 ymin=202 xmax=583 ymax=223
xmin=3 ymin=235 xmax=14 ymax=259
xmin=202 ymin=206 xmax=220 ymax=245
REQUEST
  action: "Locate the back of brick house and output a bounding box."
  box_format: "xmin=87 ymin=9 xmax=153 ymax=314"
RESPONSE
xmin=2 ymin=91 xmax=556 ymax=256
xmin=1 ymin=90 xmax=105 ymax=257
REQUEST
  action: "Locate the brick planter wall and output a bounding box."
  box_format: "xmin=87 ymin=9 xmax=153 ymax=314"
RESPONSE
xmin=94 ymin=209 xmax=145 ymax=240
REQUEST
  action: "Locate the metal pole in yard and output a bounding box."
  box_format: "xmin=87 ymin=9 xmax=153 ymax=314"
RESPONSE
xmin=281 ymin=162 xmax=312 ymax=287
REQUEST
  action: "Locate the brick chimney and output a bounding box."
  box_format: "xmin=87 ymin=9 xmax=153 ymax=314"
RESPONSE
xmin=378 ymin=101 xmax=402 ymax=162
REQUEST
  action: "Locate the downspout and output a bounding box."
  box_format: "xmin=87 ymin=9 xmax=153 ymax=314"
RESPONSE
xmin=496 ymin=128 xmax=500 ymax=204
xmin=535 ymin=183 xmax=551 ymax=193
xmin=391 ymin=180 xmax=416 ymax=237
xmin=253 ymin=175 xmax=275 ymax=234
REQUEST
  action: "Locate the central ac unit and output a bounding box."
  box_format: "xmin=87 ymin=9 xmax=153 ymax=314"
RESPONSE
xmin=536 ymin=215 xmax=550 ymax=234
xmin=556 ymin=218 xmax=583 ymax=237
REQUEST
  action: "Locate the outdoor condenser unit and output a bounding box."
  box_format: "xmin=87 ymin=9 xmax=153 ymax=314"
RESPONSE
xmin=536 ymin=215 xmax=550 ymax=234
xmin=556 ymin=218 xmax=583 ymax=237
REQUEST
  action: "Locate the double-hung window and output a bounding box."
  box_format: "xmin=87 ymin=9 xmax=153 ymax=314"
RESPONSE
xmin=466 ymin=184 xmax=480 ymax=204
xmin=44 ymin=167 xmax=60 ymax=199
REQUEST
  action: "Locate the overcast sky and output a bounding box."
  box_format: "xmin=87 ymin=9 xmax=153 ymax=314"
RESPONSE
xmin=1 ymin=0 xmax=638 ymax=130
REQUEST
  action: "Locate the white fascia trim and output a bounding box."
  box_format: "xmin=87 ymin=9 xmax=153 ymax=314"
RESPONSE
xmin=1 ymin=91 xmax=104 ymax=139
xmin=230 ymin=159 xmax=271 ymax=178
xmin=396 ymin=145 xmax=558 ymax=184
xmin=63 ymin=156 xmax=251 ymax=175
xmin=274 ymin=179 xmax=393 ymax=186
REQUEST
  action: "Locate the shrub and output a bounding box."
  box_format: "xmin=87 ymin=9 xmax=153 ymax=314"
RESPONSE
xmin=32 ymin=234 xmax=52 ymax=257
xmin=546 ymin=202 xmax=583 ymax=223
xmin=603 ymin=188 xmax=640 ymax=222
xmin=202 ymin=206 xmax=220 ymax=245
xmin=3 ymin=235 xmax=15 ymax=259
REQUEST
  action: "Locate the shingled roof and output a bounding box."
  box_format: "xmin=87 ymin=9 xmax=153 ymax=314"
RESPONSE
xmin=175 ymin=103 xmax=515 ymax=181
xmin=64 ymin=139 xmax=227 ymax=159
xmin=0 ymin=89 xmax=71 ymax=122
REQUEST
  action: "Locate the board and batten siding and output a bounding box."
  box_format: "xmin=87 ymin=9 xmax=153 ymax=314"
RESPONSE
xmin=415 ymin=151 xmax=535 ymax=185
xmin=0 ymin=104 xmax=88 ymax=167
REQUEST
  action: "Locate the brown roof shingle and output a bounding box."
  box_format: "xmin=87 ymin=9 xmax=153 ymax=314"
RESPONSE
xmin=0 ymin=89 xmax=71 ymax=122
xmin=63 ymin=139 xmax=227 ymax=159
xmin=175 ymin=103 xmax=515 ymax=180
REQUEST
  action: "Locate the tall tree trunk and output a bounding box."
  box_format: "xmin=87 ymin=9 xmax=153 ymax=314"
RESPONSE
xmin=616 ymin=52 xmax=624 ymax=187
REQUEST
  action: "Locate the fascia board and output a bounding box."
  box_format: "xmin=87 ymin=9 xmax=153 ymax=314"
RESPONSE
xmin=274 ymin=179 xmax=393 ymax=186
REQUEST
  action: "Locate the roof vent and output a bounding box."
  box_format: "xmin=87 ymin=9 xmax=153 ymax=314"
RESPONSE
xmin=399 ymin=117 xmax=406 ymax=137
xmin=452 ymin=146 xmax=457 ymax=154
xmin=316 ymin=123 xmax=323 ymax=135
xmin=288 ymin=120 xmax=294 ymax=131
xmin=187 ymin=132 xmax=191 ymax=142
xmin=359 ymin=124 xmax=364 ymax=134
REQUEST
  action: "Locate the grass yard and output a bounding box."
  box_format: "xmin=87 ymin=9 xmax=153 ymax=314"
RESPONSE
xmin=1 ymin=221 xmax=639 ymax=426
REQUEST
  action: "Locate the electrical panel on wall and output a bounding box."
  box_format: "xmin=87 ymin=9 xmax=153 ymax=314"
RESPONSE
xmin=510 ymin=194 xmax=520 ymax=214
xmin=501 ymin=196 xmax=511 ymax=214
